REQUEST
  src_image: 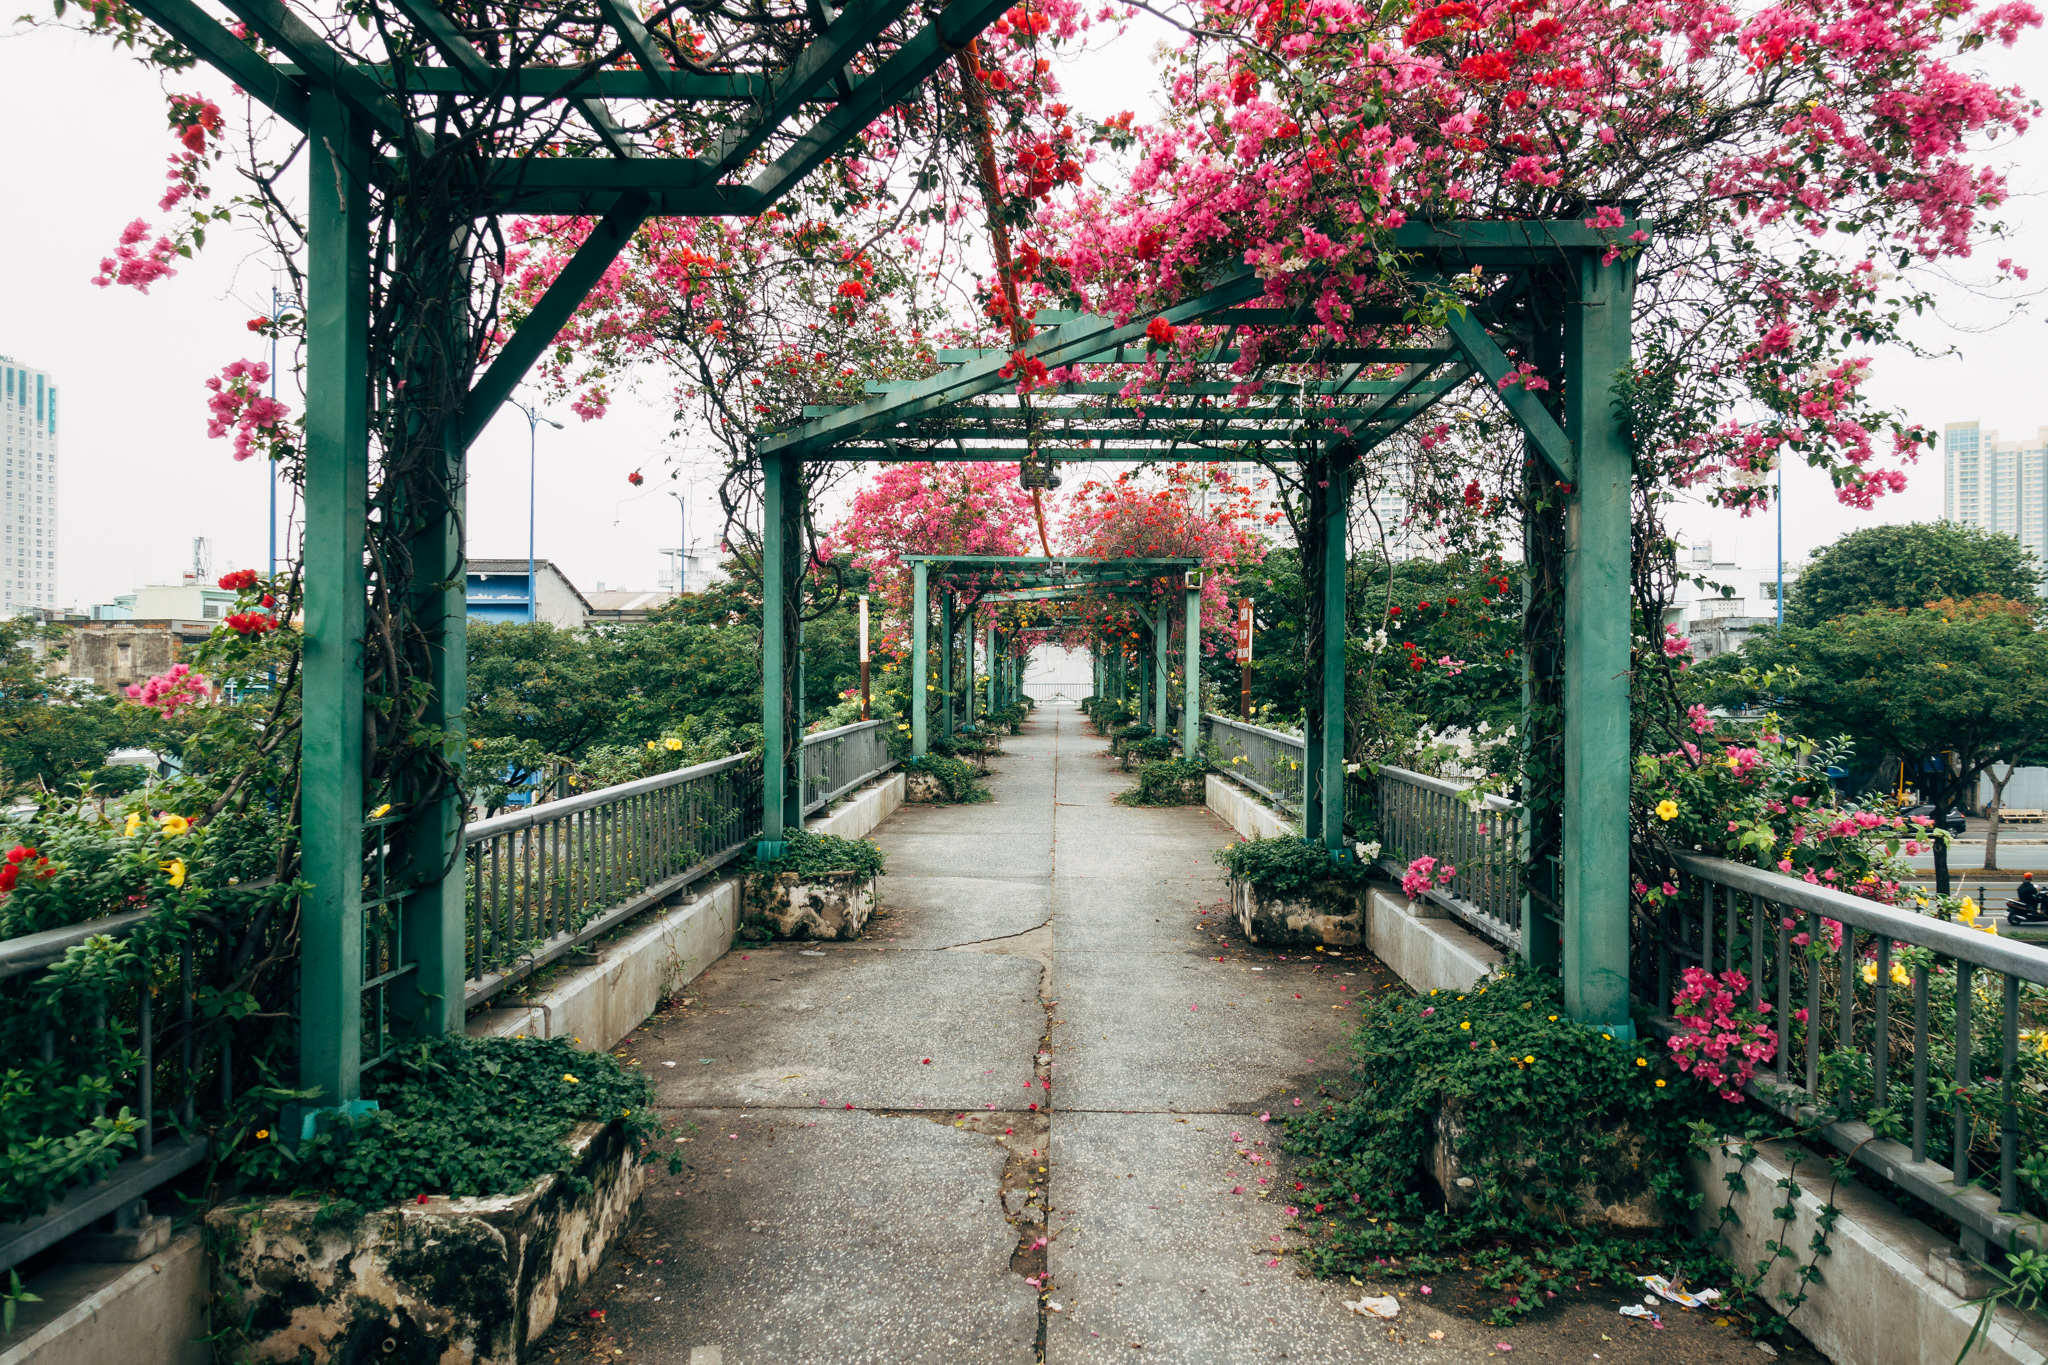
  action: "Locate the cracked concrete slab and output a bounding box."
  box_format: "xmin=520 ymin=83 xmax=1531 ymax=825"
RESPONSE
xmin=644 ymin=947 xmax=1045 ymax=1110
xmin=594 ymin=1107 xmax=1039 ymax=1365
xmin=874 ymin=875 xmax=1052 ymax=949
xmin=1043 ymin=1111 xmax=1483 ymax=1364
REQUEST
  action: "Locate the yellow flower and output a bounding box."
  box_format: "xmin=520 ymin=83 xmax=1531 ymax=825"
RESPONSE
xmin=665 ymin=738 xmax=683 ymax=751
xmin=1460 ymin=1021 xmax=1471 ymax=1030
xmin=161 ymin=859 xmax=186 ymax=888
xmin=1602 ymin=1033 xmax=1613 ymax=1041
xmin=1522 ymin=1055 xmax=1535 ymax=1064
xmin=256 ymin=1129 xmax=270 ymax=1140
xmin=647 ymin=740 xmax=661 ymax=751
xmin=1655 ymin=800 xmax=1678 ymax=822
xmin=1636 ymin=1058 xmax=1648 ymax=1067
xmin=1890 ymin=962 xmax=1911 ymax=987
xmin=562 ymin=1074 xmax=579 ymax=1084
xmin=1655 ymin=1079 xmax=1667 ymax=1088
xmin=1859 ymin=961 xmax=1878 ymax=985
xmin=1959 ymin=898 xmax=1979 ymax=926
xmin=157 ymin=813 xmax=190 ymax=838
xmin=1548 ymin=1015 xmax=1558 ymax=1022
xmin=369 ymin=803 xmax=392 ymax=819
xmin=123 ymin=812 xmax=143 ymax=838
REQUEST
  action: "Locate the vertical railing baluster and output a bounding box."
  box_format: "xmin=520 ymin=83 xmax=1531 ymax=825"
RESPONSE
xmin=1838 ymin=925 xmax=1857 ymax=1110
xmin=1913 ymin=962 xmax=1931 ymax=1163
xmin=1658 ymin=879 xmax=1673 ymax=1009
xmin=1873 ymin=938 xmax=1891 ymax=1110
xmin=1724 ymin=884 xmax=1737 ymax=978
xmin=2002 ymin=973 xmax=2020 ymax=1214
xmin=1805 ymin=911 xmax=1822 ymax=1096
xmin=1955 ymin=961 xmax=1974 ymax=1186
xmin=138 ymin=972 xmax=153 ymax=1158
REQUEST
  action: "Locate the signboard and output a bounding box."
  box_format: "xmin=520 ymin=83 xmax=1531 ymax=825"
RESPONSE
xmin=1235 ymin=599 xmax=1253 ymax=662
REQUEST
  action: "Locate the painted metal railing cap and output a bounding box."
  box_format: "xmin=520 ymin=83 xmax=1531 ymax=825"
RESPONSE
xmin=463 ymin=751 xmax=751 ymax=842
xmin=1201 ymin=711 xmax=1305 ymax=746
xmin=1376 ymin=763 xmax=1521 ymax=813
xmin=0 ymin=906 xmax=151 ymax=979
xmin=1666 ymin=848 xmax=2048 ymax=987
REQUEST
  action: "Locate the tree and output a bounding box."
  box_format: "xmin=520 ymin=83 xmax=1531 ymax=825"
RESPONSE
xmin=1787 ymin=523 xmax=2043 ymax=627
xmin=1741 ymin=598 xmax=2048 ymax=891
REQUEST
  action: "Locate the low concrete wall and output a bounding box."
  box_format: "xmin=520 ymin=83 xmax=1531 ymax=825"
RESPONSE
xmin=1697 ymin=1138 xmax=2048 ymax=1365
xmin=1205 ymin=774 xmax=1297 ymax=841
xmin=0 ymin=1230 xmax=208 ymax=1365
xmin=470 ymin=771 xmax=904 ymax=1053
xmin=1363 ymin=887 xmax=1504 ymax=994
xmin=1205 ymin=775 xmax=1500 ymax=994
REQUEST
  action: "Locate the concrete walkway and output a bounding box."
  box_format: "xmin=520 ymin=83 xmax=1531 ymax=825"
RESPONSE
xmin=546 ymin=704 xmax=1496 ymax=1364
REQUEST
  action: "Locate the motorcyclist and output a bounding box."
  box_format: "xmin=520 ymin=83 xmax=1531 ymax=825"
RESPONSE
xmin=2006 ymin=872 xmax=2046 ymax=925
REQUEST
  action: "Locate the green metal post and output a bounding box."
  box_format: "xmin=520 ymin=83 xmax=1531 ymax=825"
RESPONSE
xmin=964 ymin=608 xmax=977 ymax=730
xmin=758 ymin=447 xmax=800 ymax=858
xmin=984 ymin=619 xmax=995 ymax=715
xmin=1317 ymin=465 xmax=1349 ymax=854
xmin=1153 ymin=598 xmax=1169 ymax=736
xmin=299 ymin=89 xmax=370 ymax=1111
xmin=912 ymin=562 xmax=929 ymax=756
xmin=1561 ymin=248 xmax=1638 ymax=1037
xmin=940 ymin=592 xmax=955 ymax=740
xmin=391 ymin=423 xmax=467 ymax=1041
xmin=1139 ymin=633 xmax=1153 ymax=732
xmin=1183 ymin=579 xmax=1201 ymax=759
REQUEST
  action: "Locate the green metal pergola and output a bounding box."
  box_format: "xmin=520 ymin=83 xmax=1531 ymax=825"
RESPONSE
xmin=894 ymin=555 xmax=1201 ymax=761
xmin=142 ymin=0 xmax=1017 ymax=1117
xmin=759 ymin=219 xmax=1639 ymax=1035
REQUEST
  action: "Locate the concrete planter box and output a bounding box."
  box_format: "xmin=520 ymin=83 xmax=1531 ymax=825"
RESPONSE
xmin=1229 ymin=875 xmax=1366 ymax=947
xmin=1428 ymin=1097 xmax=1661 ymax=1229
xmin=746 ymin=869 xmax=876 ymax=940
xmin=208 ymin=1119 xmax=640 ymax=1365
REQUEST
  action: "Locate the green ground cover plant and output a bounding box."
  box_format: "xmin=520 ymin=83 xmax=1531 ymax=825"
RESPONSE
xmin=904 ymin=752 xmax=992 ymax=803
xmin=1286 ymin=970 xmax=1722 ymax=1327
xmin=1215 ymin=836 xmax=1371 ymax=898
xmin=742 ymin=829 xmax=886 ymax=880
xmin=235 ymin=1034 xmax=656 ymax=1208
xmin=1118 ymin=757 xmax=1208 ymax=806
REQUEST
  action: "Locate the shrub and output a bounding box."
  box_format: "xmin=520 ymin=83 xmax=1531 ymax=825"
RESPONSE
xmin=1120 ymin=757 xmax=1207 ymax=806
xmin=1289 ymin=971 xmax=1718 ymax=1325
xmin=234 ymin=1034 xmax=656 ymax=1207
xmin=743 ymin=829 xmax=885 ymax=880
xmin=904 ymin=753 xmax=990 ymax=803
xmin=1214 ymin=836 xmax=1369 ymax=897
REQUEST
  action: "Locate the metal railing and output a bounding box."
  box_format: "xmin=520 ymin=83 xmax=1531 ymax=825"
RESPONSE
xmin=1200 ymin=713 xmax=1305 ymax=814
xmin=0 ymin=912 xmax=219 ymax=1273
xmin=464 ymin=720 xmax=896 ymax=1008
xmin=1374 ymin=766 xmax=1524 ymax=950
xmin=801 ymin=719 xmax=892 ymax=816
xmin=1644 ymin=850 xmax=2048 ymax=1259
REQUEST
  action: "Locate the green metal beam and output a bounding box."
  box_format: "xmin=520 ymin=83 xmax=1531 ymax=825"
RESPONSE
xmin=129 ymin=0 xmax=310 ymax=129
xmin=904 ymin=554 xmax=1198 ymax=568
xmin=1183 ymin=582 xmax=1200 ymax=760
xmin=217 ymin=0 xmax=423 ymax=149
xmin=458 ymin=194 xmax=652 ymax=449
xmin=592 ymin=0 xmax=679 ymax=93
xmin=703 ymin=0 xmax=916 ymax=176
xmin=1560 ymin=249 xmax=1638 ymax=1038
xmin=298 ymin=89 xmax=371 ymax=1111
xmin=1444 ymin=309 xmax=1574 ymax=481
xmin=763 ymin=270 xmax=1266 ymax=455
xmin=758 ymin=449 xmax=799 ymax=856
xmin=283 ymin=64 xmax=768 ymax=99
xmin=941 ymin=591 xmax=955 ymax=740
xmin=934 ymin=345 xmax=1454 ymax=365
xmin=745 ymin=0 xmax=1013 ymax=204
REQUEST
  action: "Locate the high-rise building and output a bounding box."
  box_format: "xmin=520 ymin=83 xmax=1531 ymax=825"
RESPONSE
xmin=1943 ymin=420 xmax=2048 ymax=562
xmin=0 ymin=358 xmax=59 ymax=613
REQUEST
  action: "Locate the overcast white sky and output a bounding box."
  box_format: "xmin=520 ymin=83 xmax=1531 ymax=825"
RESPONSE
xmin=0 ymin=16 xmax=2042 ymax=609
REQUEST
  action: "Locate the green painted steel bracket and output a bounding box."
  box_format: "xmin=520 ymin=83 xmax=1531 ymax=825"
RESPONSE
xmin=128 ymin=0 xmax=311 ymax=129
xmin=1443 ymin=309 xmax=1574 ymax=481
xmin=459 ymin=193 xmax=653 ymax=450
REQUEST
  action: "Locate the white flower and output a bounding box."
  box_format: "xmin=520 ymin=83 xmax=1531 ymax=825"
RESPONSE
xmin=1355 ymin=841 xmax=1382 ymax=861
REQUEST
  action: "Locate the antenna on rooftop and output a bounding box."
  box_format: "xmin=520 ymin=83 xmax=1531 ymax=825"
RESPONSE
xmin=192 ymin=537 xmax=211 ymax=581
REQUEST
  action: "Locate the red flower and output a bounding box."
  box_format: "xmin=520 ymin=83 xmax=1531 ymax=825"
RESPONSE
xmin=1146 ymin=317 xmax=1178 ymax=345
xmin=0 ymin=865 xmax=16 ymax=893
xmin=628 ymin=471 xmax=645 ymax=486
xmin=225 ymin=611 xmax=278 ymax=637
xmin=836 ymin=279 xmax=867 ymax=300
xmin=7 ymin=846 xmax=36 ymax=865
xmin=218 ymin=569 xmax=259 ymax=592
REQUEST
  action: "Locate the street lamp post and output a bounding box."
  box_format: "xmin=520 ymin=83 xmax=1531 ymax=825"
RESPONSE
xmin=669 ymin=488 xmax=689 ymax=594
xmin=508 ymin=400 xmax=562 ymax=622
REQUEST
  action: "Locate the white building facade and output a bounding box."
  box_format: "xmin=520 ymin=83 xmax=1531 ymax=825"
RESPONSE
xmin=0 ymin=358 xmax=58 ymax=613
xmin=1943 ymin=420 xmax=2048 ymax=561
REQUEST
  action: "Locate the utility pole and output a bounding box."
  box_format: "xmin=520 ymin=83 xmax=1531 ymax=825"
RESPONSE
xmin=506 ymin=399 xmax=562 ymax=622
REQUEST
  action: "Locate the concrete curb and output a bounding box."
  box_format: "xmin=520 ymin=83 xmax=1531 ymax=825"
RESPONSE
xmin=0 ymin=1230 xmax=207 ymax=1365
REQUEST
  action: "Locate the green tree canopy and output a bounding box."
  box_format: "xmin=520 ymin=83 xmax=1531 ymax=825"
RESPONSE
xmin=1740 ymin=599 xmax=2048 ymax=823
xmin=1787 ymin=522 xmax=2042 ymax=627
